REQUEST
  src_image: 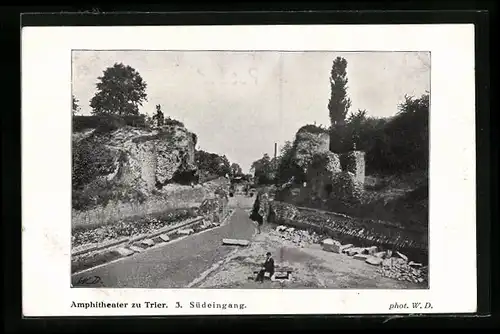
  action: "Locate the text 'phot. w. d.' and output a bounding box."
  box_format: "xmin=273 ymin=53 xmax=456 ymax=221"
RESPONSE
xmin=71 ymin=50 xmax=430 ymax=289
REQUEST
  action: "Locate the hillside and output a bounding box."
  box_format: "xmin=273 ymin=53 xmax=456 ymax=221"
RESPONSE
xmin=72 ymin=116 xmax=199 ymax=213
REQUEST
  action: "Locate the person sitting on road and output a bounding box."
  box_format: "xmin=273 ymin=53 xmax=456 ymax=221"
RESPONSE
xmin=255 ymin=252 xmax=275 ymax=283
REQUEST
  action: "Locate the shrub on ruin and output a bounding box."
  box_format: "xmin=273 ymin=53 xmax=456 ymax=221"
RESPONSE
xmin=72 ymin=138 xmax=116 ymax=190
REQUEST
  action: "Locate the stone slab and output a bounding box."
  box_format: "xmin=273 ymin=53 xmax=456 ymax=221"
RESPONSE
xmin=366 ymin=256 xmax=383 ymax=265
xmin=115 ymin=247 xmax=134 ymax=257
xmin=141 ymin=239 xmax=155 ymax=247
xmin=222 ymin=238 xmax=250 ymax=246
xmin=129 ymin=245 xmax=144 ymax=253
xmin=354 ymin=253 xmax=370 ymax=261
xmin=177 ymin=228 xmax=195 ymax=235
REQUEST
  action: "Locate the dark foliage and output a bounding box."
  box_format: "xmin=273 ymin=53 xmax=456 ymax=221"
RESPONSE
xmin=72 ymin=138 xmax=116 ymax=190
xmin=72 ymin=95 xmax=80 ymax=115
xmin=73 ymin=115 xmax=147 ymax=133
xmin=329 ymin=93 xmax=429 ymax=175
xmin=164 ymin=117 xmax=185 ymax=127
xmin=328 ymin=57 xmax=352 ymax=127
xmin=90 ymin=63 xmax=148 ymax=116
xmin=365 ymin=93 xmax=429 ymax=173
xmin=195 ymin=150 xmax=231 ymax=178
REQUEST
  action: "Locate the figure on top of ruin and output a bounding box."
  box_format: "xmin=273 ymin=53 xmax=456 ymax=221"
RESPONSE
xmin=152 ymin=104 xmax=165 ymax=127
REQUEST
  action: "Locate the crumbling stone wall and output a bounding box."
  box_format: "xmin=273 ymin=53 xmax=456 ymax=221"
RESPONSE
xmin=276 ymin=127 xmax=367 ymax=211
xmin=250 ymin=189 xmax=273 ymax=224
xmin=84 ymin=125 xmax=198 ymax=193
xmin=302 ymin=151 xmax=364 ymax=209
xmin=271 ymin=201 xmax=428 ymax=264
xmin=199 ymin=186 xmax=229 ymax=225
xmin=290 ymin=128 xmax=330 ymax=176
xmin=340 ymin=150 xmax=365 ymax=186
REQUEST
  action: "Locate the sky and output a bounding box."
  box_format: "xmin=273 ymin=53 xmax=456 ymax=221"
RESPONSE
xmin=72 ymin=51 xmax=430 ymax=173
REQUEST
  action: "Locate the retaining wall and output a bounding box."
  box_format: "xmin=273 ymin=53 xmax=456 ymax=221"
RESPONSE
xmin=271 ymin=201 xmax=428 ymax=264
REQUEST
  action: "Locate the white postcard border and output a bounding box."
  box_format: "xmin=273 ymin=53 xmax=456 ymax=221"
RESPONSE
xmin=22 ymin=24 xmax=476 ymax=316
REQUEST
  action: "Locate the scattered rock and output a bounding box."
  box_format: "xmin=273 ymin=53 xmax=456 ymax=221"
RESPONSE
xmin=273 ymin=272 xmax=289 ymax=279
xmin=159 ymin=234 xmax=170 ymax=242
xmin=340 ymin=244 xmax=354 ymax=253
xmin=366 ymin=256 xmax=383 ymax=265
xmin=362 ymin=246 xmax=378 ymax=255
xmin=322 ymin=238 xmax=341 ymax=253
xmin=392 ymin=257 xmax=407 ymax=266
xmin=409 ymin=261 xmax=422 ymax=267
xmin=202 ymin=219 xmax=212 ymax=228
xmin=396 ymin=251 xmax=408 ymax=261
xmin=346 ymin=247 xmax=362 ymax=256
xmin=177 ymin=228 xmax=194 ymax=235
xmin=353 ymin=253 xmax=370 ymax=261
xmin=115 ymin=247 xmax=134 ymax=257
xmin=141 ymin=239 xmax=155 ymax=247
xmin=382 ymin=258 xmax=392 ymax=267
xmin=222 ymin=238 xmax=250 ymax=246
xmin=72 ymin=211 xmax=199 ymax=249
xmin=374 ymin=251 xmax=386 ymax=258
xmin=274 ymin=225 xmax=318 ymax=246
xmin=378 ymin=257 xmax=428 ymax=284
xmin=129 ymin=245 xmax=144 ymax=253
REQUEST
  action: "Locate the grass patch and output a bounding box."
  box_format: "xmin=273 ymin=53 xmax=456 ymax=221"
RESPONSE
xmin=72 ymin=207 xmax=200 ymax=248
xmin=131 ymin=130 xmax=176 ymax=144
xmin=72 ymin=180 xmax=147 ymax=212
xmin=71 ymin=250 xmax=122 ymax=274
xmin=73 ymin=115 xmax=148 ymax=133
xmin=152 ymin=236 xmax=164 ymax=243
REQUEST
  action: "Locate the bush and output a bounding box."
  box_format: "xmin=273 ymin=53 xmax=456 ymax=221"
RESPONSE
xmin=72 ymin=138 xmax=117 ymax=190
xmin=164 ymin=117 xmax=184 ymax=127
xmin=328 ymin=93 xmax=429 ymax=175
xmin=195 ymin=150 xmax=231 ymax=178
xmin=72 ymin=179 xmax=147 ymax=211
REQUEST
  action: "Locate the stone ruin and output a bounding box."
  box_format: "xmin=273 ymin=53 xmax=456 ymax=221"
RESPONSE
xmin=298 ymin=148 xmax=366 ymax=208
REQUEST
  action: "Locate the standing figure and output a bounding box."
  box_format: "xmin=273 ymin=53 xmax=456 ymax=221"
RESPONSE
xmin=152 ymin=104 xmax=165 ymax=127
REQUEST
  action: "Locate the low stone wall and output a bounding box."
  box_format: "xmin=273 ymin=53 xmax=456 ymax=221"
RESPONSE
xmin=271 ymin=201 xmax=428 ymax=264
xmin=340 ymin=150 xmax=365 ymax=186
xmin=199 ymin=188 xmax=230 ymax=225
xmin=72 ymin=180 xmax=229 ymax=228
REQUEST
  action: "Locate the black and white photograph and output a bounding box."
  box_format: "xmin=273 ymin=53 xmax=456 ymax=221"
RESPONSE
xmin=22 ymin=24 xmax=476 ymax=316
xmin=70 ymin=50 xmax=430 ymax=289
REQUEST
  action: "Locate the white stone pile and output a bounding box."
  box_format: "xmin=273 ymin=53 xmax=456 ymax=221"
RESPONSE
xmin=320 ymin=238 xmax=428 ymax=284
xmin=275 ymin=225 xmax=321 ymax=247
xmin=379 ymin=258 xmax=428 ymax=284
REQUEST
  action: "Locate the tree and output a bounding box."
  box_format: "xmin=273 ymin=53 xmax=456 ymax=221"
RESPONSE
xmin=219 ymin=155 xmax=231 ymax=176
xmin=90 ymin=63 xmax=148 ymax=116
xmin=328 ymin=57 xmax=352 ymax=127
xmin=366 ymin=93 xmax=429 ymax=173
xmin=195 ymin=150 xmax=231 ymax=178
xmin=275 ymin=140 xmax=297 ymax=183
xmin=230 ymin=163 xmax=243 ymax=177
xmin=345 ymin=109 xmax=368 ymax=150
xmin=72 ymin=95 xmax=81 ymax=115
xmin=251 ymin=153 xmax=275 ymax=185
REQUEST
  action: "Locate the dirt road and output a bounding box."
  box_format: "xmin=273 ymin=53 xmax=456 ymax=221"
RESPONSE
xmin=71 ymin=196 xmax=256 ymax=288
